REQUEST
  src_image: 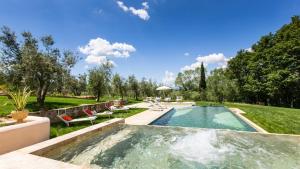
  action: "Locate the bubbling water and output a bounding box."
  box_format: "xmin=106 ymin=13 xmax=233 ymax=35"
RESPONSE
xmin=170 ymin=130 xmax=233 ymax=165
xmin=42 ymin=125 xmax=300 ymax=169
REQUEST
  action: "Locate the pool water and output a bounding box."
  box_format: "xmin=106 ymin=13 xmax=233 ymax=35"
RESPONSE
xmin=151 ymin=106 xmax=256 ymax=132
xmin=41 ymin=125 xmax=300 ymax=169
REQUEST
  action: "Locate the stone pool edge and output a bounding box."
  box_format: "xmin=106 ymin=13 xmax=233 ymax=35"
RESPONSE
xmin=229 ymin=108 xmax=269 ymax=133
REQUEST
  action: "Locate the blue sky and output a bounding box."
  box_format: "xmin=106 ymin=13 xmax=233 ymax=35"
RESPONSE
xmin=0 ymin=0 xmax=299 ymax=85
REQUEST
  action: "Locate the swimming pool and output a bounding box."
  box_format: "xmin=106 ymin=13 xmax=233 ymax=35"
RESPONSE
xmin=151 ymin=106 xmax=256 ymax=132
xmin=40 ymin=125 xmax=300 ymax=169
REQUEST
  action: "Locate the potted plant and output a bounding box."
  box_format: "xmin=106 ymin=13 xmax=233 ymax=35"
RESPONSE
xmin=6 ymin=87 xmax=32 ymax=123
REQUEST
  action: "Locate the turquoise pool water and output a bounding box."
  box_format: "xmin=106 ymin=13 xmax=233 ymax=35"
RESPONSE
xmin=42 ymin=125 xmax=300 ymax=169
xmin=151 ymin=106 xmax=256 ymax=132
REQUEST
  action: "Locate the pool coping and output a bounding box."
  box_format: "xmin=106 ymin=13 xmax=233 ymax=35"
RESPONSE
xmin=229 ymin=108 xmax=269 ymax=133
xmin=125 ymin=107 xmax=174 ymax=125
xmin=147 ymin=123 xmax=300 ymax=138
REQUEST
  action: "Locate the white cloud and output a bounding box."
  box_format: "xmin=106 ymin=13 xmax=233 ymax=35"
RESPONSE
xmin=79 ymin=37 xmax=135 ymax=65
xmin=184 ymin=52 xmax=190 ymax=56
xmin=142 ymin=2 xmax=149 ymax=9
xmin=117 ymin=1 xmax=129 ymax=11
xmin=116 ymin=1 xmax=150 ymax=21
xmin=162 ymin=71 xmax=175 ymax=86
xmin=181 ymin=53 xmax=229 ymax=71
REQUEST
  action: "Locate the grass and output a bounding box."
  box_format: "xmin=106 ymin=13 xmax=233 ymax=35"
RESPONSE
xmin=50 ymin=108 xmax=147 ymax=138
xmin=196 ymin=101 xmax=300 ymax=135
xmin=0 ymin=96 xmax=142 ymax=116
xmin=1 ymin=95 xmax=144 ymax=138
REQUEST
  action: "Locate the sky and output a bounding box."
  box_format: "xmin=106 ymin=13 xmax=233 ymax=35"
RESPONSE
xmin=0 ymin=0 xmax=299 ymax=86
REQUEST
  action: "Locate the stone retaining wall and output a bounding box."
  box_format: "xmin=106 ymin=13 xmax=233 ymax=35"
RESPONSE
xmin=30 ymin=100 xmax=126 ymax=123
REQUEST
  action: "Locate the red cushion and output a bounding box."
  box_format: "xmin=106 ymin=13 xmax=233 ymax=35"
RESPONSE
xmin=85 ymin=109 xmax=93 ymax=116
xmin=62 ymin=115 xmax=73 ymax=121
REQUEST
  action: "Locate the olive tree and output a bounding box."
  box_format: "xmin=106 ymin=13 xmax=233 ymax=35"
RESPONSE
xmin=88 ymin=63 xmax=113 ymax=101
xmin=0 ymin=26 xmax=78 ymax=108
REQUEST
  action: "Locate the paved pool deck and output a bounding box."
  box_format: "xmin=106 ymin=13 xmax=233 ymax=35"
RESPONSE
xmin=125 ymin=102 xmax=195 ymax=125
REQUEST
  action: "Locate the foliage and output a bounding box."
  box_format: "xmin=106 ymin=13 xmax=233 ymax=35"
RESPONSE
xmin=88 ymin=63 xmax=113 ymax=101
xmin=112 ymin=73 xmax=125 ymax=99
xmin=199 ymin=62 xmax=206 ymax=90
xmin=5 ymin=87 xmax=31 ymax=111
xmin=128 ymin=75 xmax=140 ymax=100
xmin=0 ymin=27 xmax=78 ymax=108
xmin=66 ymin=74 xmax=87 ymax=96
xmin=206 ymin=69 xmax=239 ymax=102
xmin=175 ymin=64 xmax=207 ymax=100
xmin=227 ymin=16 xmax=300 ymax=107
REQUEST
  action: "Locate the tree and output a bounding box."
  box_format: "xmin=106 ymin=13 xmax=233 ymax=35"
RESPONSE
xmin=227 ymin=16 xmax=300 ymax=107
xmin=206 ymin=69 xmax=239 ymax=102
xmin=0 ymin=67 xmax=5 ymax=85
xmin=88 ymin=63 xmax=113 ymax=102
xmin=67 ymin=74 xmax=87 ymax=96
xmin=199 ymin=62 xmax=206 ymax=91
xmin=128 ymin=75 xmax=139 ymax=100
xmin=112 ymin=73 xmax=125 ymax=99
xmin=175 ymin=72 xmax=187 ymax=91
xmin=0 ymin=27 xmax=78 ymax=108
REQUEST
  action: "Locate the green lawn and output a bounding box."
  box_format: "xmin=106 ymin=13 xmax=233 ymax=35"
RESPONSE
xmin=0 ymin=96 xmax=98 ymax=116
xmin=50 ymin=108 xmax=147 ymax=138
xmin=0 ymin=96 xmax=142 ymax=116
xmin=196 ymin=101 xmax=300 ymax=135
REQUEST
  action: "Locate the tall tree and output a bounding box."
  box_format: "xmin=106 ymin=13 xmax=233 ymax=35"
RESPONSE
xmin=199 ymin=62 xmax=206 ymax=91
xmin=66 ymin=74 xmax=87 ymax=96
xmin=227 ymin=16 xmax=300 ymax=107
xmin=112 ymin=73 xmax=125 ymax=99
xmin=0 ymin=27 xmax=78 ymax=107
xmin=206 ymin=69 xmax=239 ymax=102
xmin=128 ymin=75 xmax=139 ymax=100
xmin=88 ymin=63 xmax=113 ymax=102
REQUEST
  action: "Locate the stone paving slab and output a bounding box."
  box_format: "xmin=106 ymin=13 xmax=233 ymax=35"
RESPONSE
xmin=125 ymin=107 xmax=173 ymax=125
xmin=0 ymin=151 xmax=86 ymax=169
xmin=125 ymin=102 xmax=195 ymax=125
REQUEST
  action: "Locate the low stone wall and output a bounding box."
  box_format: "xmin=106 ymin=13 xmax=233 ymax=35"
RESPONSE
xmin=0 ymin=116 xmax=50 ymax=155
xmin=30 ymin=100 xmax=126 ymax=123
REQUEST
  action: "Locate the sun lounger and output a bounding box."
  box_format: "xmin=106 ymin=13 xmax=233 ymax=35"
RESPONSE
xmin=153 ymin=100 xmax=168 ymax=108
xmin=155 ymin=97 xmax=161 ymax=102
xmin=164 ymin=97 xmax=171 ymax=102
xmin=83 ymin=109 xmax=113 ymax=118
xmin=176 ymin=96 xmax=183 ymax=102
xmin=57 ymin=114 xmax=96 ymax=127
xmin=147 ymin=100 xmax=167 ymax=110
xmin=108 ymin=105 xmax=129 ymax=111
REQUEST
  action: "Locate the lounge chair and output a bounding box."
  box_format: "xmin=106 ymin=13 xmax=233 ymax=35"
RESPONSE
xmin=176 ymin=96 xmax=183 ymax=102
xmin=154 ymin=100 xmax=168 ymax=108
xmin=108 ymin=105 xmax=129 ymax=111
xmin=147 ymin=100 xmax=167 ymax=111
xmin=57 ymin=114 xmax=96 ymax=127
xmin=83 ymin=109 xmax=113 ymax=118
xmin=164 ymin=97 xmax=171 ymax=102
xmin=144 ymin=97 xmax=153 ymax=102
